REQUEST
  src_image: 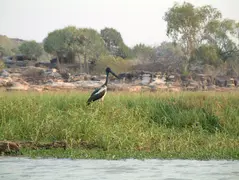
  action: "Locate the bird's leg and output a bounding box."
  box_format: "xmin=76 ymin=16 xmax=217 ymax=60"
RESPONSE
xmin=100 ymin=97 xmax=104 ymax=105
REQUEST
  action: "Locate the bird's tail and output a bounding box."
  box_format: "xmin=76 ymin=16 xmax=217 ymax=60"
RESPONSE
xmin=86 ymin=98 xmax=92 ymax=105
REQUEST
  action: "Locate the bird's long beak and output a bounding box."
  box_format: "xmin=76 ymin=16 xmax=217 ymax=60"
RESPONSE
xmin=110 ymin=70 xmax=119 ymax=79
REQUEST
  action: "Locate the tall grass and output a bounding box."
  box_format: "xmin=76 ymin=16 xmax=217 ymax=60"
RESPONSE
xmin=0 ymin=91 xmax=239 ymax=159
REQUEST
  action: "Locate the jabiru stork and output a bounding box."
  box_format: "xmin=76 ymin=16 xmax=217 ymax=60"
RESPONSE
xmin=87 ymin=67 xmax=119 ymax=105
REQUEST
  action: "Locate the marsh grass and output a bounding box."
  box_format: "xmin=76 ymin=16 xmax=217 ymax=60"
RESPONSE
xmin=0 ymin=91 xmax=239 ymax=159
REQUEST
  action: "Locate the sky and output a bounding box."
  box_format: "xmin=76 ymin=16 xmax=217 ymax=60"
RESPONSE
xmin=0 ymin=0 xmax=239 ymax=47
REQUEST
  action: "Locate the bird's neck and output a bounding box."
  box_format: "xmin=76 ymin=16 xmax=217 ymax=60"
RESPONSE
xmin=104 ymin=73 xmax=109 ymax=86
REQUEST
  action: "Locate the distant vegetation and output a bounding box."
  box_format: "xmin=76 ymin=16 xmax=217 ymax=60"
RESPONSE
xmin=0 ymin=2 xmax=239 ymax=76
xmin=0 ymin=35 xmax=21 ymax=56
xmin=18 ymin=41 xmax=43 ymax=61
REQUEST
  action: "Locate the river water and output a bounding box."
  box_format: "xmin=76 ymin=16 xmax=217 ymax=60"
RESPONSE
xmin=0 ymin=157 xmax=238 ymax=180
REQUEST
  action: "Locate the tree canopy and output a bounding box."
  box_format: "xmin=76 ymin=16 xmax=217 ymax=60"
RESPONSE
xmin=100 ymin=27 xmax=133 ymax=59
xmin=19 ymin=40 xmax=43 ymax=60
xmin=163 ymin=2 xmax=239 ymax=72
xmin=43 ymin=26 xmax=85 ymax=63
xmin=133 ymin=43 xmax=156 ymax=63
xmin=164 ymin=3 xmax=222 ymax=57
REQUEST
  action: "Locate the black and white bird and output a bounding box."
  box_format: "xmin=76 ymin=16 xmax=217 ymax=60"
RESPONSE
xmin=87 ymin=67 xmax=119 ymax=105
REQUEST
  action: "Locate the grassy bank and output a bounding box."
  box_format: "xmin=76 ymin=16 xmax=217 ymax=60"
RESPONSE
xmin=0 ymin=91 xmax=239 ymax=159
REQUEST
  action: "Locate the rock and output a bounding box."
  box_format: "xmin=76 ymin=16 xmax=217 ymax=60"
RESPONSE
xmin=234 ymin=78 xmax=238 ymax=87
xmin=186 ymin=86 xmax=198 ymax=91
xmin=15 ymin=78 xmax=29 ymax=86
xmin=84 ymin=74 xmax=92 ymax=81
xmin=0 ymin=69 xmax=10 ymax=77
xmin=10 ymin=73 xmax=22 ymax=77
xmin=6 ymin=82 xmax=29 ymax=91
xmin=0 ymin=77 xmax=13 ymax=87
xmin=51 ymin=68 xmax=57 ymax=73
xmin=169 ymin=86 xmax=181 ymax=92
xmin=33 ymin=87 xmax=43 ymax=92
xmin=90 ymin=76 xmax=100 ymax=81
xmin=214 ymin=77 xmax=228 ymax=87
xmin=43 ymin=69 xmax=62 ymax=78
xmin=141 ymin=73 xmax=152 ymax=85
xmin=207 ymin=85 xmax=216 ymax=90
xmin=18 ymin=141 xmax=66 ymax=150
xmin=74 ymin=81 xmax=103 ymax=89
xmin=156 ymin=84 xmax=169 ymax=90
xmin=71 ymin=73 xmax=91 ymax=82
xmin=0 ymin=141 xmax=20 ymax=154
xmin=21 ymin=66 xmax=45 ymax=78
xmin=228 ymin=78 xmax=235 ymax=87
xmin=118 ymin=72 xmax=136 ymax=83
xmin=49 ymin=82 xmax=76 ymax=88
xmin=71 ymin=75 xmax=85 ymax=81
xmin=46 ymin=79 xmax=54 ymax=84
xmin=59 ymin=71 xmax=71 ymax=81
xmin=128 ymin=85 xmax=142 ymax=92
xmin=149 ymin=77 xmax=166 ymax=86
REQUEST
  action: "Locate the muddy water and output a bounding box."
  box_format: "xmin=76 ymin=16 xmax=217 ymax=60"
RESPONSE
xmin=0 ymin=157 xmax=238 ymax=180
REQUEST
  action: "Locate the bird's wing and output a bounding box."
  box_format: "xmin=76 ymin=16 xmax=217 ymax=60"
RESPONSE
xmin=90 ymin=87 xmax=101 ymax=97
xmin=87 ymin=86 xmax=106 ymax=104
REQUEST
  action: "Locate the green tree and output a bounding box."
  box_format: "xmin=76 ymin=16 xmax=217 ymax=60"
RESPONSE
xmin=19 ymin=40 xmax=43 ymax=60
xmin=163 ymin=2 xmax=221 ymax=69
xmin=0 ymin=35 xmax=16 ymax=56
xmin=191 ymin=44 xmax=220 ymax=66
xmin=204 ymin=19 xmax=239 ymax=62
xmin=11 ymin=47 xmax=21 ymax=55
xmin=100 ymin=27 xmax=133 ymax=59
xmin=78 ymin=28 xmax=107 ymax=73
xmin=44 ymin=26 xmax=84 ymax=64
xmin=156 ymin=42 xmax=184 ymax=58
xmin=133 ymin=43 xmax=155 ymax=63
xmin=155 ymin=41 xmax=186 ymax=72
xmin=0 ymin=45 xmax=7 ymax=57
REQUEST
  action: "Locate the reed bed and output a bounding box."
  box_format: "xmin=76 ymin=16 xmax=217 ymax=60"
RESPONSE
xmin=0 ymin=91 xmax=238 ymax=159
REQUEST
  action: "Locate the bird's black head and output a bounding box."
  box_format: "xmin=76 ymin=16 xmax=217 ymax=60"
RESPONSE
xmin=105 ymin=67 xmax=119 ymax=78
xmin=105 ymin=67 xmax=111 ymax=73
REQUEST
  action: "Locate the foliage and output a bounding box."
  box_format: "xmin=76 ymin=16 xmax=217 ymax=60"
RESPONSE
xmin=44 ymin=26 xmax=84 ymax=63
xmin=0 ymin=35 xmax=25 ymax=56
xmin=100 ymin=27 xmax=133 ymax=59
xmin=191 ymin=44 xmax=221 ymax=66
xmin=79 ymin=28 xmax=107 ymax=60
xmin=44 ymin=29 xmax=65 ymax=56
xmin=0 ymin=36 xmax=15 ymax=56
xmin=43 ymin=26 xmax=133 ymax=72
xmin=0 ymin=60 xmax=5 ymax=71
xmin=164 ymin=3 xmax=221 ymax=56
xmin=0 ymin=45 xmax=6 ymax=57
xmin=226 ymin=59 xmax=239 ymax=76
xmin=164 ymin=2 xmax=239 ymax=71
xmin=19 ymin=41 xmax=43 ymax=60
xmin=133 ymin=43 xmax=156 ymax=63
xmin=92 ymin=55 xmax=133 ymax=74
xmin=11 ymin=47 xmax=21 ymax=55
xmin=0 ymin=91 xmax=239 ymax=159
xmin=155 ymin=41 xmax=186 ymax=71
xmin=204 ymin=19 xmax=239 ymax=62
xmin=77 ymin=28 xmax=108 ymax=73
xmin=100 ymin=27 xmax=123 ymax=51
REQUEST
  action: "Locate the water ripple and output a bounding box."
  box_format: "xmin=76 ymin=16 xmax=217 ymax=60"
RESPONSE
xmin=0 ymin=157 xmax=238 ymax=180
